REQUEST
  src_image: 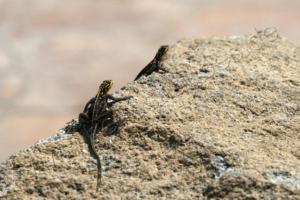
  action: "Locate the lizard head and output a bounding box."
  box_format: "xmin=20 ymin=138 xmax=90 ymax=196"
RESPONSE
xmin=99 ymin=80 xmax=113 ymax=95
xmin=155 ymin=45 xmax=169 ymax=60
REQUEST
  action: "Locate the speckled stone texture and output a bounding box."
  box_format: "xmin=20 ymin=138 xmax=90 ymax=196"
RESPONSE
xmin=1 ymin=30 xmax=300 ymax=199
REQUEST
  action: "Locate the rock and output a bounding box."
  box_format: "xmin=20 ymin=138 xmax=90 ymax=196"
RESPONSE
xmin=1 ymin=30 xmax=300 ymax=199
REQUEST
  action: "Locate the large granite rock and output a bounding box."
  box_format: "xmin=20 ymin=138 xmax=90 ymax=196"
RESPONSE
xmin=1 ymin=30 xmax=300 ymax=199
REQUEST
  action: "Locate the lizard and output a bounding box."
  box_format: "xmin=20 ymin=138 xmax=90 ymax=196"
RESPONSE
xmin=134 ymin=45 xmax=169 ymax=80
xmin=78 ymin=80 xmax=132 ymax=191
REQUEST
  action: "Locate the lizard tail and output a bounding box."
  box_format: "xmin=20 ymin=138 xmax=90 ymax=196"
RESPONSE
xmin=96 ymin=157 xmax=102 ymax=191
xmin=90 ymin=124 xmax=102 ymax=192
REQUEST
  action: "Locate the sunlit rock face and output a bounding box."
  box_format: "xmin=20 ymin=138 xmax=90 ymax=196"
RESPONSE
xmin=1 ymin=31 xmax=300 ymax=199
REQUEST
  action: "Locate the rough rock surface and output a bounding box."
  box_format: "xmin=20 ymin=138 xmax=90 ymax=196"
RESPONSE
xmin=1 ymin=30 xmax=300 ymax=199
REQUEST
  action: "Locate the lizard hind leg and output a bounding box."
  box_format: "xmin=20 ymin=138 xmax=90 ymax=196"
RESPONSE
xmin=100 ymin=114 xmax=120 ymax=136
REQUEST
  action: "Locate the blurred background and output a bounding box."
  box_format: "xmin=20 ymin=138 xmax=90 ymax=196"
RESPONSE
xmin=0 ymin=0 xmax=299 ymax=161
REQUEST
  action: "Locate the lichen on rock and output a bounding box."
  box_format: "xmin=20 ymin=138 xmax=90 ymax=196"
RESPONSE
xmin=1 ymin=29 xmax=300 ymax=199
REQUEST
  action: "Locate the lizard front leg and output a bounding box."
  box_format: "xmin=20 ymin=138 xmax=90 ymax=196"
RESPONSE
xmin=83 ymin=97 xmax=95 ymax=113
xmin=107 ymin=94 xmax=132 ymax=107
xmin=79 ymin=97 xmax=96 ymax=125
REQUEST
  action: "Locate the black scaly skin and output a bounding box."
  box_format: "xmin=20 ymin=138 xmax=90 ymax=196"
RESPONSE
xmin=78 ymin=80 xmax=131 ymax=191
xmin=134 ymin=45 xmax=169 ymax=80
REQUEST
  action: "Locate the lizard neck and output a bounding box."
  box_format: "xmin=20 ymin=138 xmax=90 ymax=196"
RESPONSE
xmin=97 ymin=91 xmax=107 ymax=97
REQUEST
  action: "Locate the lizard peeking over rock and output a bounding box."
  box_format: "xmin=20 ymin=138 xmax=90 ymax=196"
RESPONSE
xmin=77 ymin=80 xmax=132 ymax=191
